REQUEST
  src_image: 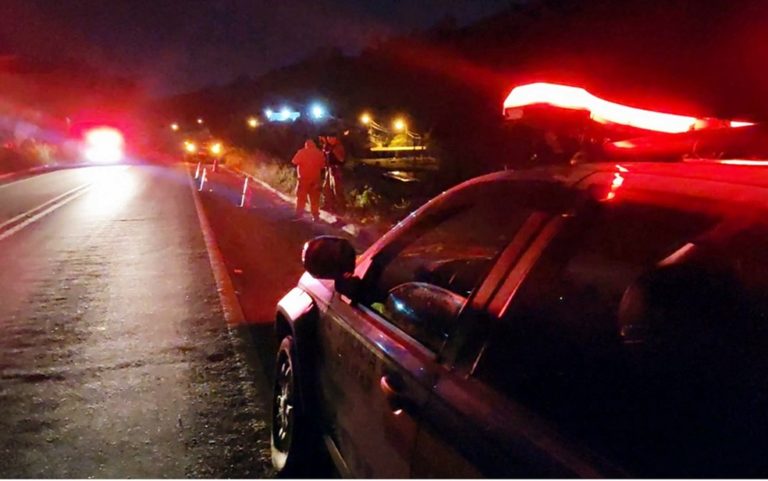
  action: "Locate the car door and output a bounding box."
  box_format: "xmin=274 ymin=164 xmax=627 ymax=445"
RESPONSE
xmin=317 ymin=296 xmax=437 ymax=477
xmin=315 ymin=179 xmax=544 ymax=477
xmin=411 ymin=215 xmax=618 ymax=478
xmin=411 ymin=177 xmax=725 ymax=477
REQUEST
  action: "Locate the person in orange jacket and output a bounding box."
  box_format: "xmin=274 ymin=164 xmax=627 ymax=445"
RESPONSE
xmin=291 ymin=138 xmax=326 ymax=221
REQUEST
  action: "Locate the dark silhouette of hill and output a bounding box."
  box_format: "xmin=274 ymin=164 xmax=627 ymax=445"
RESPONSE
xmin=156 ymin=0 xmax=768 ymax=177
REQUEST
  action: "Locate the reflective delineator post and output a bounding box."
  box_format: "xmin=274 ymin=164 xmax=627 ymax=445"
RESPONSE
xmin=239 ymin=176 xmax=250 ymax=208
xmin=198 ymin=168 xmax=207 ymax=191
xmin=194 ymin=161 xmax=201 ymax=179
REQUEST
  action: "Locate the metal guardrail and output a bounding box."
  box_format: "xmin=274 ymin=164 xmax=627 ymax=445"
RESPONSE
xmin=357 ymin=156 xmax=439 ymax=171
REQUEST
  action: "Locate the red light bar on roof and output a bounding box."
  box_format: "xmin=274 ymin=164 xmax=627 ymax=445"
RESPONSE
xmin=503 ymin=82 xmax=753 ymax=134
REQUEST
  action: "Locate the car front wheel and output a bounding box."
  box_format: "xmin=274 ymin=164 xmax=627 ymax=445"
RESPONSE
xmin=271 ymin=335 xmax=321 ymax=477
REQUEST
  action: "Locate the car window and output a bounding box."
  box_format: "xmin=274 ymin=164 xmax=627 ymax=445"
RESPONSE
xmin=472 ymin=200 xmax=738 ymax=475
xmin=363 ymin=181 xmax=547 ymax=352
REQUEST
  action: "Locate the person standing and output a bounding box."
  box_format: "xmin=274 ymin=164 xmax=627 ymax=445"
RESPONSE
xmin=291 ymin=139 xmax=325 ymax=221
xmin=322 ymin=135 xmax=346 ymax=213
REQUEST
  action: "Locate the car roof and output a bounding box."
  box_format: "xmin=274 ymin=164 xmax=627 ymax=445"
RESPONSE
xmin=589 ymin=161 xmax=768 ymax=188
xmin=480 ymin=161 xmax=768 ymax=190
xmin=604 ymin=124 xmax=768 ymax=159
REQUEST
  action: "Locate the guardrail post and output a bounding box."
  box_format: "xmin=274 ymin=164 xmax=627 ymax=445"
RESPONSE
xmin=198 ymin=168 xmax=207 ymax=191
xmin=239 ymin=176 xmax=250 ymax=207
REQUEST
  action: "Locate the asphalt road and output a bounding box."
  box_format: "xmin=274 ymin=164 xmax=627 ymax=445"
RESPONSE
xmin=0 ymin=165 xmax=283 ymax=478
xmin=194 ymin=167 xmax=362 ymax=382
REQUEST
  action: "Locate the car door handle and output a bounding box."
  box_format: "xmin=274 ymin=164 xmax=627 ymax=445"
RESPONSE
xmin=380 ymin=374 xmax=418 ymax=416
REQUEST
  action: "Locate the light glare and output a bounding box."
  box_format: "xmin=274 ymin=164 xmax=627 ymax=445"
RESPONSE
xmin=310 ymin=104 xmax=326 ymax=120
xmin=503 ymin=82 xmax=699 ymax=133
xmin=84 ymin=127 xmax=125 ymax=164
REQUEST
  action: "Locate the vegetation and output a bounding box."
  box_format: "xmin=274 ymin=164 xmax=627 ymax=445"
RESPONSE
xmin=224 ymin=148 xmax=298 ymax=195
xmin=0 ymin=139 xmax=62 ymax=175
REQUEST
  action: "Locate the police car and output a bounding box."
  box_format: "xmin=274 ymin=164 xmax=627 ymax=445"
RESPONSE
xmin=270 ymin=91 xmax=768 ymax=477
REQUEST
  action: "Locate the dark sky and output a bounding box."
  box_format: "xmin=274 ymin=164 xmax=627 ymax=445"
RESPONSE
xmin=0 ymin=0 xmax=511 ymax=96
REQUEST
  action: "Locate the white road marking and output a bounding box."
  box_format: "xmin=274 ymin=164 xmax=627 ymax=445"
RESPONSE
xmin=0 ymin=183 xmax=92 ymax=241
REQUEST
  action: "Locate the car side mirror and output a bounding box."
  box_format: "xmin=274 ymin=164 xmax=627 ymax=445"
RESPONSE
xmin=383 ymin=282 xmax=466 ymax=352
xmin=302 ymin=236 xmax=356 ymax=281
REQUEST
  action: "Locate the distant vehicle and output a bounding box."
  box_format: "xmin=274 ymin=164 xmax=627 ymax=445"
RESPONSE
xmin=271 ymin=138 xmax=768 ymax=476
xmin=182 ymin=137 xmax=224 ymax=171
xmin=82 ymin=127 xmax=125 ymax=164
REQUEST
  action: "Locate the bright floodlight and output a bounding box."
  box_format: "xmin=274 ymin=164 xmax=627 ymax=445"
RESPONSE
xmin=265 ymin=107 xmax=299 ymax=122
xmin=84 ymin=127 xmax=125 ymax=164
xmin=247 ymin=117 xmax=259 ymax=128
xmin=197 ymin=118 xmax=204 ymax=124
xmin=360 ymin=113 xmax=371 ymax=125
xmin=393 ymin=118 xmax=406 ymax=132
xmin=210 ymin=142 xmax=222 ymax=155
xmin=184 ymin=141 xmax=197 ymax=153
xmin=310 ymin=104 xmax=326 ymax=120
xmin=170 ymin=122 xmax=179 ymax=131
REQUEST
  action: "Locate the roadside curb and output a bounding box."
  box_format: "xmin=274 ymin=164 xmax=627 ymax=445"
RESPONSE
xmin=0 ymin=164 xmax=56 ymax=183
xmin=185 ymin=164 xmax=275 ymax=462
xmin=187 ymin=166 xmax=247 ymax=328
xmin=222 ymin=165 xmax=364 ymax=239
xmin=0 ymin=162 xmax=98 ymax=184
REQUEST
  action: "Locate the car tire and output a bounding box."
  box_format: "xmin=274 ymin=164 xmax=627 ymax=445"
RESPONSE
xmin=270 ymin=335 xmax=320 ymax=477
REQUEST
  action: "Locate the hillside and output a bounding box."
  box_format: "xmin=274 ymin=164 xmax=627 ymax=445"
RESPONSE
xmin=155 ymin=0 xmax=768 ymax=177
